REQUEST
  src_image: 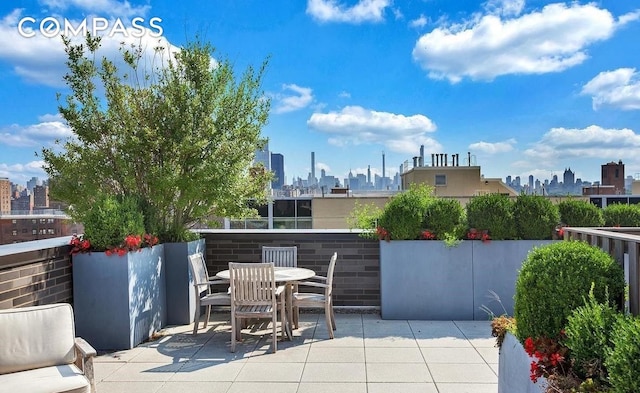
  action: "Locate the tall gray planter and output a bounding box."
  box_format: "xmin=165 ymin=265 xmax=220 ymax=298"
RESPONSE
xmin=72 ymin=244 xmax=166 ymax=350
xmin=164 ymin=238 xmax=206 ymax=325
xmin=498 ymin=332 xmax=546 ymax=393
xmin=380 ymin=240 xmax=557 ymax=320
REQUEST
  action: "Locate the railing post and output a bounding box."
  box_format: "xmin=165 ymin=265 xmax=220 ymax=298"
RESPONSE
xmin=628 ymin=241 xmax=639 ymax=315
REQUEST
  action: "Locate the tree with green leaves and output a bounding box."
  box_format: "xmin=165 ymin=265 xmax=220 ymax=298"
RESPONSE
xmin=41 ymin=34 xmax=271 ymax=243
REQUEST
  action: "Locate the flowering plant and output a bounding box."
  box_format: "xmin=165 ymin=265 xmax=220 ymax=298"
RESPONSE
xmin=524 ymin=334 xmax=569 ymax=383
xmin=376 ymin=226 xmax=390 ymax=241
xmin=69 ymin=234 xmax=91 ymax=255
xmin=466 ymin=228 xmax=491 ymax=243
xmin=420 ymin=230 xmax=436 ymax=240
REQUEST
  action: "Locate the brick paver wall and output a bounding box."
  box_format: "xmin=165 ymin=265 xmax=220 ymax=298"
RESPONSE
xmin=201 ymin=231 xmax=380 ymax=307
xmin=0 ymin=245 xmax=73 ymax=309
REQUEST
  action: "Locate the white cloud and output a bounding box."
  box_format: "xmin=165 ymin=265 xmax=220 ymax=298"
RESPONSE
xmin=338 ymin=91 xmax=351 ymax=99
xmin=412 ymin=3 xmax=631 ymax=83
xmin=274 ymin=84 xmax=314 ymax=114
xmin=0 ymin=9 xmax=178 ymax=87
xmin=307 ymin=105 xmax=440 ymax=154
xmin=409 ymin=14 xmax=428 ymax=29
xmin=484 ymin=0 xmax=525 ymax=17
xmin=316 ymin=162 xmax=331 ymax=173
xmin=306 ymin=0 xmax=391 ymax=24
xmin=0 ymin=118 xmax=72 ymax=148
xmin=40 ymin=0 xmax=150 ymax=18
xmin=524 ymin=125 xmax=640 ymax=161
xmin=469 ymin=138 xmax=516 ymax=154
xmin=581 ymin=68 xmax=640 ymax=111
xmin=0 ymin=161 xmax=47 ymax=183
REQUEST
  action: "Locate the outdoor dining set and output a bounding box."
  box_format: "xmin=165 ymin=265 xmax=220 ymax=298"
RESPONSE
xmin=188 ymin=246 xmax=338 ymax=353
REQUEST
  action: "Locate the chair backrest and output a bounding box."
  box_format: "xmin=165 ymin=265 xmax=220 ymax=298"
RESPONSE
xmin=229 ymin=262 xmax=276 ymax=306
xmin=188 ymin=252 xmax=210 ymax=293
xmin=326 ymin=252 xmax=338 ymax=296
xmin=262 ymin=246 xmax=297 ymax=267
xmin=0 ymin=303 xmax=76 ymax=375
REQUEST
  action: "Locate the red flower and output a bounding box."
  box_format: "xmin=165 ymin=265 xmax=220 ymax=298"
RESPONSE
xmin=529 ymin=361 xmax=539 ymax=382
xmin=481 ymin=232 xmax=491 ymax=243
xmin=421 ymin=230 xmax=436 ymax=240
xmin=117 ymin=248 xmax=127 ymax=256
xmin=524 ymin=337 xmax=536 ymax=356
xmin=467 ymin=228 xmax=478 ymax=240
xmin=549 ymin=352 xmax=563 ymax=366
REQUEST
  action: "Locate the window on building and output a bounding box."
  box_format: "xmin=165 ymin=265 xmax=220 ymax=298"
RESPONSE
xmin=297 ymin=200 xmax=312 ymax=217
xmin=435 ymin=174 xmax=447 ymax=186
xmin=32 ymin=229 xmax=37 ymax=235
xmin=40 ymin=218 xmax=46 ymax=224
xmin=48 ymin=229 xmax=55 ymax=234
xmin=32 ymin=219 xmax=36 ymax=224
xmin=11 ymin=219 xmax=16 ymax=224
xmin=47 ymin=218 xmax=54 ymax=223
xmin=274 ymin=200 xmax=295 ymax=217
xmin=12 ymin=230 xmax=17 ymax=236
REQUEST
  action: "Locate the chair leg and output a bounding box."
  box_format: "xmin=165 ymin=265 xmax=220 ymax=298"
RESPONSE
xmin=272 ymin=310 xmax=278 ymax=353
xmin=325 ymin=303 xmax=334 ymax=339
xmin=192 ymin=300 xmax=201 ymax=335
xmin=279 ymin=296 xmax=287 ymax=340
xmin=293 ymin=305 xmax=299 ymax=329
xmin=203 ymin=305 xmax=211 ymax=329
xmin=330 ymin=299 xmax=336 ymax=330
xmin=231 ymin=314 xmax=237 ymax=353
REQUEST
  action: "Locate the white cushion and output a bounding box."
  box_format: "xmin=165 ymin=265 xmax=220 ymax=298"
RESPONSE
xmin=0 ymin=364 xmax=90 ymax=393
xmin=0 ymin=304 xmax=76 ymax=374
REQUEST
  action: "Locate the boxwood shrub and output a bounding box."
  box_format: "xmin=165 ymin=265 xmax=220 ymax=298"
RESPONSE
xmin=377 ymin=184 xmax=433 ymax=240
xmin=423 ymin=198 xmax=465 ymax=240
xmin=602 ymin=203 xmax=640 ymax=227
xmin=558 ymin=199 xmax=604 ymax=227
xmin=605 ymin=315 xmax=640 ymax=393
xmin=514 ymin=241 xmax=624 ymax=340
xmin=466 ymin=193 xmax=516 ymax=240
xmin=81 ymin=194 xmax=146 ymax=251
xmin=513 ymin=194 xmax=560 ymax=240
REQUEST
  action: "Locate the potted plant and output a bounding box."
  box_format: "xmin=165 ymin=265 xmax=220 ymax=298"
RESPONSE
xmin=41 ymin=35 xmax=272 ymax=326
xmin=70 ymin=194 xmax=165 ymax=350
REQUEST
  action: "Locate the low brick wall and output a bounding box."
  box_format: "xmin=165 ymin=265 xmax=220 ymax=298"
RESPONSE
xmin=0 ymin=240 xmax=73 ymax=309
xmin=201 ymin=230 xmax=380 ymax=307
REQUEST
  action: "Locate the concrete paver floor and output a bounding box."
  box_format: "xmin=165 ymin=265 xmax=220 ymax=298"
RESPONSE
xmin=94 ymin=312 xmax=498 ymax=393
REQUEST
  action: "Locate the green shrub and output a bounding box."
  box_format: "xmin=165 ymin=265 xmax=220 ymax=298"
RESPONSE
xmin=347 ymin=201 xmax=383 ymax=239
xmin=466 ymin=193 xmax=516 ymax=240
xmin=514 ymin=241 xmax=624 ymax=340
xmin=564 ymin=288 xmax=618 ymax=380
xmin=423 ymin=198 xmax=465 ymax=240
xmin=605 ymin=315 xmax=640 ymax=393
xmin=603 ymin=203 xmax=640 ymax=227
xmin=81 ymin=194 xmax=146 ymax=250
xmin=377 ymin=184 xmax=434 ymax=240
xmin=513 ymin=194 xmax=560 ymax=239
xmin=558 ymin=200 xmax=604 ymax=227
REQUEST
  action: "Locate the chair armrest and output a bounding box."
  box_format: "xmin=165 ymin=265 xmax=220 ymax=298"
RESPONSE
xmin=275 ymin=285 xmax=286 ymax=297
xmin=74 ymin=337 xmax=96 ymax=393
xmin=297 ymin=281 xmax=329 ymax=289
xmin=310 ymin=275 xmax=328 ymax=282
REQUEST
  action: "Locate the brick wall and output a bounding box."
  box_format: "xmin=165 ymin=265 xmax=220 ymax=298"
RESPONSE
xmin=202 ymin=231 xmax=380 ymax=307
xmin=0 ymin=244 xmax=73 ymax=309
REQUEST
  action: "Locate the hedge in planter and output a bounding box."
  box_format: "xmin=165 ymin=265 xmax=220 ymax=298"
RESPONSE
xmin=466 ymin=193 xmax=516 ymax=240
xmin=377 ymin=184 xmax=433 ymax=240
xmin=514 ymin=241 xmax=624 ymax=341
xmin=602 ymin=203 xmax=640 ymax=227
xmin=423 ymin=198 xmax=465 ymax=240
xmin=513 ymin=194 xmax=559 ymax=240
xmin=557 ymin=200 xmax=604 ymax=227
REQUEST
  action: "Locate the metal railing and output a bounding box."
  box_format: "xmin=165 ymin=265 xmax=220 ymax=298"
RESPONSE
xmin=564 ymin=227 xmax=640 ymax=315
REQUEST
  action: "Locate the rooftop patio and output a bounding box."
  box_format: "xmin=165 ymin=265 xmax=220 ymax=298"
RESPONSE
xmin=93 ymin=311 xmax=498 ymax=393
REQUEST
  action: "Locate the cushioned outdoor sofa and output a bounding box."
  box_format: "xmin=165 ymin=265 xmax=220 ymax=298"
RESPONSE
xmin=0 ymin=303 xmax=97 ymax=393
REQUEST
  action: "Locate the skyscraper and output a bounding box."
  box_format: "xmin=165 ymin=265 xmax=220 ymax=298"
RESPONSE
xmin=311 ymin=152 xmax=316 ymax=186
xmin=254 ymin=141 xmax=270 ymax=171
xmin=602 ymin=160 xmax=625 ymax=194
xmin=0 ymin=177 xmax=10 ymax=214
xmin=270 ymin=153 xmax=284 ymax=190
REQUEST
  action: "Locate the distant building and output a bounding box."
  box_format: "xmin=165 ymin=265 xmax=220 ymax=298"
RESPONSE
xmin=0 ymin=178 xmax=10 ymax=214
xmin=602 ymin=160 xmax=625 ymax=194
xmin=270 ymin=153 xmax=284 ymax=190
xmin=0 ymin=212 xmax=83 ymax=245
xmin=33 ymin=185 xmax=49 ymax=209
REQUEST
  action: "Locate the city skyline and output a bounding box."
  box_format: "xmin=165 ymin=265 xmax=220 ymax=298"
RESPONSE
xmin=1 ymin=1 xmax=640 ymax=185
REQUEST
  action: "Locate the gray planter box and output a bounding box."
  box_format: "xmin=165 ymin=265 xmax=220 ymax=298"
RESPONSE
xmin=498 ymin=332 xmax=546 ymax=393
xmin=380 ymin=240 xmax=557 ymax=320
xmin=164 ymin=238 xmax=206 ymax=325
xmin=72 ymin=244 xmax=166 ymax=350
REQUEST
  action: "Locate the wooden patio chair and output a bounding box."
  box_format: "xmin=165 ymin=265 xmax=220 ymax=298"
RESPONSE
xmin=188 ymin=252 xmax=231 ymax=335
xmin=229 ymin=262 xmax=285 ymax=353
xmin=292 ymin=252 xmax=338 ymax=339
xmin=261 ymin=246 xmax=299 ymax=324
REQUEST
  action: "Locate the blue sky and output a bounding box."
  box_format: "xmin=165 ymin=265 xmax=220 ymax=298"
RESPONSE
xmin=1 ymin=0 xmax=640 ymax=187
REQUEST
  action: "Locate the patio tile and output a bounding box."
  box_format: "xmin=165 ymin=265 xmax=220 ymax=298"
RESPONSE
xmin=301 ymin=363 xmax=366 ymax=382
xmin=467 ymin=337 xmax=498 ymax=348
xmin=436 ymin=382 xmax=498 ymax=393
xmin=365 ymin=347 xmax=425 ymax=363
xmin=95 ymin=381 xmax=165 ymax=393
xmin=428 ymin=363 xmax=498 ymax=384
xmin=364 ymin=335 xmax=419 ymax=348
xmin=190 ymin=344 xmax=252 ymax=363
xmin=476 ymin=346 xmax=500 ymax=364
xmin=416 ymin=337 xmax=474 ymax=348
xmin=333 ymin=313 xmax=364 ymax=324
xmin=169 ymin=361 xmax=245 ymax=381
xmin=226 ymin=382 xmax=299 ymax=393
xmin=156 ymin=381 xmax=232 ymax=393
xmin=95 ymin=348 xmax=146 ymax=363
xmin=454 ymin=320 xmax=493 ymax=338
xmin=306 ymin=347 xmax=365 ymax=363
xmin=311 ymin=335 xmax=365 ymax=347
xmin=127 ymin=347 xmax=194 ymax=363
xmin=366 ymin=363 xmax=432 ymax=383
xmin=103 ymin=362 xmax=183 ymax=382
xmin=234 ymin=362 xmax=305 ymax=382
xmin=94 ymin=362 xmax=125 ymax=382
xmin=367 ymin=382 xmax=438 ymax=393
xmin=298 ymin=382 xmax=367 ymax=393
xmin=248 ymin=344 xmax=310 ymax=362
xmin=420 ymin=347 xmax=486 ymax=363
